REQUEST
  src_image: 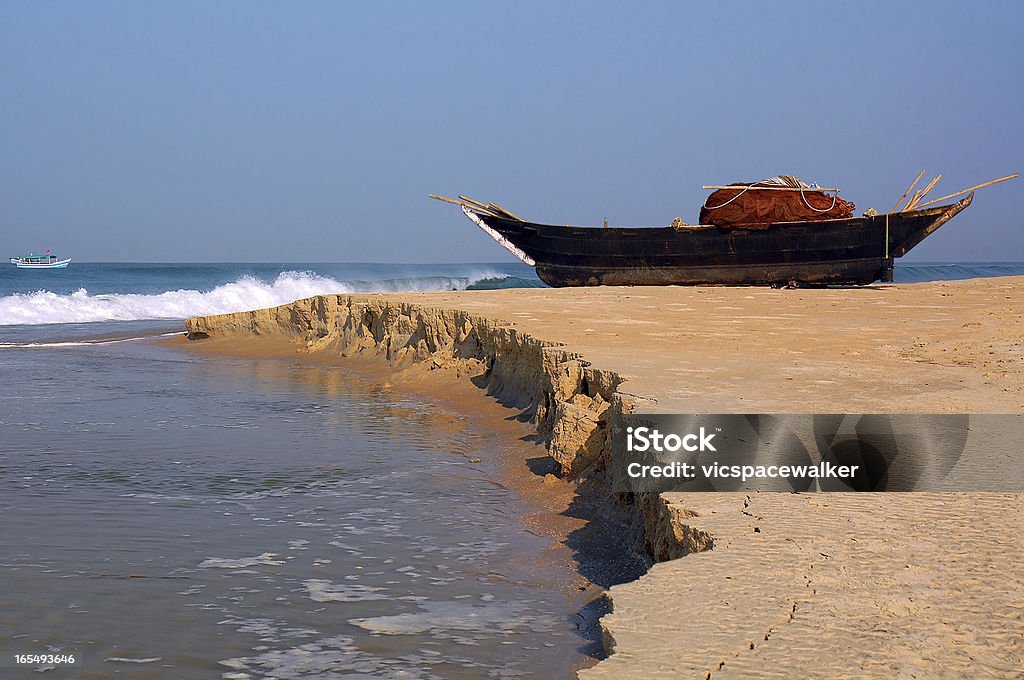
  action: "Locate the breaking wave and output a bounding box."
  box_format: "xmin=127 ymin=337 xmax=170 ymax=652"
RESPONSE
xmin=0 ymin=270 xmax=525 ymax=326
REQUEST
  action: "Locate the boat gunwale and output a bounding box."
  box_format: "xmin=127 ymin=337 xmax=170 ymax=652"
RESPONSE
xmin=465 ymin=195 xmax=973 ymax=233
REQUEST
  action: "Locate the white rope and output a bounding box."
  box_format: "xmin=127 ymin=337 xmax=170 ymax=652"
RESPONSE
xmin=703 ymin=177 xmax=838 ymax=213
xmin=798 ymin=185 xmax=839 ymax=213
xmin=702 ymin=184 xmax=754 ymax=210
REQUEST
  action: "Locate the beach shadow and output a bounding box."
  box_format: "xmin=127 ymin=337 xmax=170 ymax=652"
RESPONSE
xmin=573 ymin=594 xmax=613 ymax=661
xmin=562 ymin=485 xmax=648 ymax=588
xmin=560 ymin=480 xmax=649 ymax=661
xmin=470 ymin=372 xmax=538 ymax=420
xmin=526 ymin=455 xmax=559 ymax=476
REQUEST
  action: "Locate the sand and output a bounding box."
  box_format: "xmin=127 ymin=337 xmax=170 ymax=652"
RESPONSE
xmin=341 ymin=276 xmax=1022 ymax=414
xmin=180 ymin=276 xmax=1024 ymax=678
xmin=583 ymin=492 xmax=1023 ymax=679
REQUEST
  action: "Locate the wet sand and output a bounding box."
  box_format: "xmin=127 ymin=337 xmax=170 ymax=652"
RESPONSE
xmin=179 ymin=276 xmax=1024 ymax=678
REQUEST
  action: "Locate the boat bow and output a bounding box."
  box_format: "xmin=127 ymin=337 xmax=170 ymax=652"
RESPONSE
xmin=462 ymin=205 xmax=536 ymax=266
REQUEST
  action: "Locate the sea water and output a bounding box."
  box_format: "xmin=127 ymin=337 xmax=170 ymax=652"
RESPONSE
xmin=0 ymin=262 xmax=544 ymax=327
xmin=1 ymin=261 xmax=1021 ymax=678
xmin=1 ymin=261 xmax=1022 ymax=327
xmin=0 ymin=349 xmax=589 ymax=678
xmin=0 ymin=263 xmax=592 ymax=678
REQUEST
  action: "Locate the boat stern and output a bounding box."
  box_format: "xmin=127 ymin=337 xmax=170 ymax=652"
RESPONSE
xmin=889 ymin=193 xmax=973 ymax=258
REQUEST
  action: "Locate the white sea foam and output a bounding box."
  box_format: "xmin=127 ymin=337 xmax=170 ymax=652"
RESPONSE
xmin=302 ymin=578 xmax=389 ymax=602
xmin=198 ymin=552 xmax=284 ymax=569
xmin=0 ymin=334 xmax=176 ymax=348
xmin=348 ymin=600 xmax=558 ymax=636
xmin=0 ymin=269 xmax=509 ymax=326
xmin=219 ymin=634 xmax=442 ymax=679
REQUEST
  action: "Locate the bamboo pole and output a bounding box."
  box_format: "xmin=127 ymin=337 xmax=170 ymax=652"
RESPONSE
xmin=905 ymin=174 xmax=942 ymax=211
xmin=702 ymin=185 xmax=840 ymax=192
xmin=429 ymin=194 xmax=491 ymax=211
xmin=488 ymin=202 xmax=526 ymax=221
xmin=429 ymin=193 xmax=525 ymax=220
xmin=428 ymin=194 xmax=502 ymax=217
xmin=902 ymin=190 xmax=922 ymax=213
xmin=458 ymin=195 xmax=493 ymax=211
xmin=428 ymin=193 xmax=467 ymax=207
xmin=460 ymin=195 xmax=506 ymax=217
xmin=891 ymin=170 xmax=926 ymax=212
xmin=912 ymin=173 xmax=1020 ymax=210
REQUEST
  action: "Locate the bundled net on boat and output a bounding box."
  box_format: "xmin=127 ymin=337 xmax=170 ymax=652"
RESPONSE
xmin=699 ymin=176 xmax=855 ymax=229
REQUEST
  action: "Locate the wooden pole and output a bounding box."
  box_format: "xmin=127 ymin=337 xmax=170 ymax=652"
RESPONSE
xmin=905 ymin=174 xmax=942 ymax=211
xmin=428 ymin=194 xmax=467 ymax=207
xmin=902 ymin=190 xmax=922 ymax=213
xmin=488 ymin=202 xmax=526 ymax=221
xmin=434 ymin=194 xmax=527 ymax=221
xmin=912 ymin=173 xmax=1020 ymax=210
xmin=702 ymin=185 xmax=840 ymax=192
xmin=891 ymin=170 xmax=926 ymax=213
xmin=428 ymin=194 xmax=502 ymax=217
xmin=458 ymin=195 xmax=493 ymax=211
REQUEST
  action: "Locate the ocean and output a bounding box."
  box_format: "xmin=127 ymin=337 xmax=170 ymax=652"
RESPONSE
xmin=1 ymin=261 xmax=1022 ymax=677
xmin=1 ymin=261 xmax=1021 ymax=329
xmin=0 ymin=262 xmax=544 ymax=329
xmin=0 ymin=262 xmax=593 ymax=679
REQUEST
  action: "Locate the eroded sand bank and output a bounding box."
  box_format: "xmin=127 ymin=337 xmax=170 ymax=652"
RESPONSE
xmin=182 ymin=276 xmax=1024 ymax=678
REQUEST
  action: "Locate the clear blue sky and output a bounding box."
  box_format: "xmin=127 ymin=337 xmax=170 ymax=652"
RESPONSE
xmin=2 ymin=1 xmax=1021 ymax=262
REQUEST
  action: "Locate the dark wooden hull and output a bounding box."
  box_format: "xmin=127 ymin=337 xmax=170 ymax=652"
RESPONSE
xmin=464 ymin=194 xmax=973 ymax=287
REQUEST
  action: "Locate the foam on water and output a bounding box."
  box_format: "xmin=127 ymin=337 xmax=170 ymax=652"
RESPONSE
xmin=0 ymin=333 xmax=179 ymax=348
xmin=348 ymin=599 xmax=561 ymax=638
xmin=218 ymin=633 xmax=441 ymax=679
xmin=0 ymin=289 xmax=596 ymax=679
xmin=198 ymin=552 xmax=285 ymax=569
xmin=302 ymin=579 xmax=390 ymax=603
xmin=2 ymin=261 xmax=1017 ymax=327
xmin=0 ymin=269 xmax=513 ymax=325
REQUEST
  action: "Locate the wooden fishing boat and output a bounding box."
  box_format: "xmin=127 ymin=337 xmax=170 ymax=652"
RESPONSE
xmin=446 ymin=194 xmax=973 ymax=287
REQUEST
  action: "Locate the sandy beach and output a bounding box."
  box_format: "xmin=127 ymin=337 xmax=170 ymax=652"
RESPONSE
xmin=330 ymin=275 xmax=1022 ymax=414
xmin=181 ymin=276 xmax=1024 ymax=678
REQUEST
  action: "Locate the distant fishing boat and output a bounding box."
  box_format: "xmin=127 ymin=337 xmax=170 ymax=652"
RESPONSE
xmin=9 ymin=250 xmax=71 ymax=269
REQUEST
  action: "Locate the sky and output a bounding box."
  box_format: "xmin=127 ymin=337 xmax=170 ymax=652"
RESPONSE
xmin=1 ymin=1 xmax=1022 ymax=262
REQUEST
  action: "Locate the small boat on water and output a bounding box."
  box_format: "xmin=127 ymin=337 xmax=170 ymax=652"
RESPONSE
xmin=9 ymin=251 xmax=72 ymax=269
xmin=431 ymin=172 xmax=1016 ymax=287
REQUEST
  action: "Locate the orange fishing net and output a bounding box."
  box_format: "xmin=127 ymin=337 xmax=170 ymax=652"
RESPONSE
xmin=700 ymin=182 xmax=855 ymax=229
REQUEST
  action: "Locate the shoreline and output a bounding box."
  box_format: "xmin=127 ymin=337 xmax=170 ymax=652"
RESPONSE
xmin=170 ymin=334 xmax=647 ymax=677
xmin=180 ymin=277 xmax=1024 ymax=678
